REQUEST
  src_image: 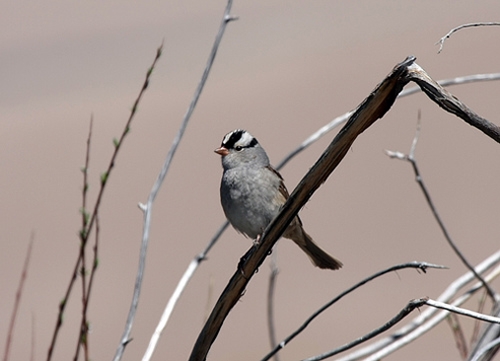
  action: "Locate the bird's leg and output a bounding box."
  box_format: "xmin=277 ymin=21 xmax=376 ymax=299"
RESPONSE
xmin=253 ymin=234 xmax=261 ymax=247
xmin=238 ymin=236 xmax=265 ymax=277
xmin=238 ymin=245 xmax=255 ymax=278
xmin=253 ymin=234 xmax=273 ymax=256
xmin=237 ymin=259 xmax=248 ymax=278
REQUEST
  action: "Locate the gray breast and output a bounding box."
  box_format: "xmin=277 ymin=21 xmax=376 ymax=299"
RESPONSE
xmin=220 ymin=167 xmax=280 ymax=239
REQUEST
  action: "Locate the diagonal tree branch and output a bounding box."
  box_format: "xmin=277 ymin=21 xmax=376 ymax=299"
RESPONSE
xmin=189 ymin=55 xmax=415 ymax=361
xmin=143 ymin=70 xmax=500 ymax=361
xmin=405 ymin=63 xmax=500 ymax=142
xmin=189 ymin=55 xmax=500 ymax=360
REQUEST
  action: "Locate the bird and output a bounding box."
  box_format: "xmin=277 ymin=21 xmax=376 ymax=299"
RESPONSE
xmin=214 ymin=129 xmax=342 ymax=270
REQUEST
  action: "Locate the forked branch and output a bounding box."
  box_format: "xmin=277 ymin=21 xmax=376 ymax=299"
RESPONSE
xmin=189 ymin=55 xmax=500 ymax=360
xmin=437 ymin=22 xmax=500 ymax=53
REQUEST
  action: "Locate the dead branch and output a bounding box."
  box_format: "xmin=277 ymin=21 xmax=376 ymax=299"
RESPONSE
xmin=387 ymin=123 xmax=499 ymax=301
xmin=303 ymin=298 xmax=430 ymax=361
xmin=189 ymin=55 xmax=416 ymax=361
xmin=425 ymin=299 xmax=500 ymax=324
xmin=469 ymin=302 xmax=500 ymax=361
xmin=189 ymin=55 xmax=500 ymax=360
xmin=261 ymin=262 xmax=445 ymax=361
xmin=3 ymin=237 xmax=34 ymax=361
xmin=267 ymin=252 xmax=280 ymax=361
xmin=348 ymin=253 xmax=500 ymax=361
xmin=406 ymin=63 xmax=500 ymax=142
xmin=437 ymin=22 xmax=500 ymax=53
xmin=136 ymin=2 xmax=237 ymax=360
xmin=446 ymin=313 xmax=468 ymax=360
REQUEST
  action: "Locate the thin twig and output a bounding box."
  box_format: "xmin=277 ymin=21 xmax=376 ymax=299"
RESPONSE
xmin=278 ymin=72 xmax=500 ymax=170
xmin=387 ymin=129 xmax=500 ymax=358
xmin=141 ymin=223 xmax=229 ymax=361
xmin=267 ymin=250 xmax=280 ymax=361
xmin=425 ymin=299 xmax=500 ymax=324
xmin=401 ymin=73 xmax=500 ymax=97
xmin=76 ymin=212 xmax=100 ymax=361
xmin=471 ymin=290 xmax=488 ymax=346
xmin=470 ymin=336 xmax=500 ymax=361
xmin=47 ymin=45 xmax=162 ymax=361
xmin=303 ymin=298 xmax=430 ymax=361
xmin=80 ymin=115 xmax=92 ymax=237
xmin=74 ymin=115 xmax=93 ymax=361
xmin=30 ymin=313 xmax=35 ymax=361
xmin=406 ymin=63 xmax=500 ymax=143
xmin=355 ymin=254 xmax=500 ymax=361
xmin=261 ymin=262 xmax=446 ymax=361
xmin=386 ymin=124 xmax=499 ymax=301
xmin=3 ymin=236 xmax=34 ymax=361
xmin=437 ymin=22 xmax=500 ymax=53
xmin=275 ymin=111 xmax=354 ymax=170
xmin=446 ymin=313 xmax=468 ymax=359
xmin=468 ymin=300 xmax=500 ymax=361
xmin=116 ymin=3 xmax=236 ymax=361
xmin=310 ymin=294 xmax=500 ymax=361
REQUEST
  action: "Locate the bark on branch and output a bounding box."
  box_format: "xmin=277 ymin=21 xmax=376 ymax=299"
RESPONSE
xmin=189 ymin=55 xmax=500 ymax=360
xmin=406 ymin=63 xmax=500 ymax=141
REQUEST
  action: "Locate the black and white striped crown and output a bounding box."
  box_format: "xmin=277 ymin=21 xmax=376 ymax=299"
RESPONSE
xmin=221 ymin=129 xmax=258 ymax=150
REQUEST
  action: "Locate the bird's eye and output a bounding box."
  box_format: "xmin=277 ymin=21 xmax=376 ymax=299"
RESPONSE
xmin=234 ymin=146 xmax=243 ymax=151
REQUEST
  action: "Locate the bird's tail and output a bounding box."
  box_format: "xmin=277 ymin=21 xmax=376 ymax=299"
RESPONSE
xmin=284 ymin=221 xmax=342 ymax=270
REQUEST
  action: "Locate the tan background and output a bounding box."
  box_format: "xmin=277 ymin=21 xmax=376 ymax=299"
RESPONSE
xmin=1 ymin=1 xmax=500 ymax=360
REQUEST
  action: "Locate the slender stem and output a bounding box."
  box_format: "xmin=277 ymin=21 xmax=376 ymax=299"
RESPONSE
xmin=74 ymin=116 xmax=93 ymax=361
xmin=3 ymin=237 xmax=34 ymax=361
xmin=425 ymin=299 xmax=500 ymax=324
xmin=338 ymin=251 xmax=500 ymax=361
xmin=115 ymin=2 xmax=237 ymax=360
xmin=387 ymin=122 xmax=499 ymax=301
xmin=47 ymin=45 xmax=162 ymax=361
xmin=141 ymin=222 xmax=229 ymax=361
xmin=303 ymin=298 xmax=430 ymax=361
xmin=309 ymin=296 xmax=500 ymax=361
xmin=267 ymin=253 xmax=280 ymax=361
xmin=261 ymin=262 xmax=445 ymax=361
xmin=437 ymin=22 xmax=500 ymax=53
xmin=418 ymin=123 xmax=495 ymax=300
xmin=408 ymin=157 xmax=498 ymax=301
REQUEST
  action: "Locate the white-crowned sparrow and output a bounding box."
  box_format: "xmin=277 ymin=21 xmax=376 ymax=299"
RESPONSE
xmin=215 ymin=129 xmax=342 ymax=270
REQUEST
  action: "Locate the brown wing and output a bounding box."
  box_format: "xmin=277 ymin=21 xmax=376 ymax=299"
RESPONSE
xmin=266 ymin=165 xmax=289 ymax=199
xmin=266 ymin=165 xmax=304 ymax=227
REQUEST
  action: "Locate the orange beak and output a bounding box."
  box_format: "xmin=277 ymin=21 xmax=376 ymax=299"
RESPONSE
xmin=214 ymin=146 xmax=229 ymax=156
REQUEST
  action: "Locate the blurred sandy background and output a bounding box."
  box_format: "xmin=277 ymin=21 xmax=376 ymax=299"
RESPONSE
xmin=1 ymin=1 xmax=500 ymax=360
